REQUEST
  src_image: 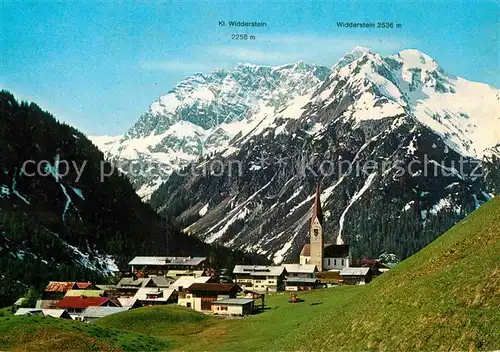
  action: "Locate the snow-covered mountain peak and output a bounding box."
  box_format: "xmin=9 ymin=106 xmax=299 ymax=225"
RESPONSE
xmin=350 ymin=46 xmax=373 ymax=56
xmin=235 ymin=62 xmax=261 ymax=69
xmin=311 ymin=48 xmax=499 ymax=158
xmin=92 ymin=61 xmax=332 ymax=199
xmin=333 ymin=46 xmax=376 ymax=70
xmin=380 ymin=49 xmax=499 ymax=158
xmin=131 ymin=61 xmax=331 ymax=137
xmin=92 ymin=48 xmax=499 ymax=201
xmin=393 ymin=49 xmax=439 ymax=72
xmin=314 ymin=49 xmax=407 ymax=124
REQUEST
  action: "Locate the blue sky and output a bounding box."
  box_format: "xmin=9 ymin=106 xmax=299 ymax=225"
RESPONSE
xmin=1 ymin=0 xmax=498 ymax=135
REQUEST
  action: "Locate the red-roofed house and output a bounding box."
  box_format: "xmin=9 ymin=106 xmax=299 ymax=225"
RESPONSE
xmin=56 ymin=296 xmax=118 ymax=316
xmin=43 ymin=281 xmax=98 ymax=299
xmin=44 ymin=282 xmax=78 ymax=299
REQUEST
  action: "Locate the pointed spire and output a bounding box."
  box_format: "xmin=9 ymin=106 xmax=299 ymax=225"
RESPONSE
xmin=311 ymin=183 xmax=323 ymax=226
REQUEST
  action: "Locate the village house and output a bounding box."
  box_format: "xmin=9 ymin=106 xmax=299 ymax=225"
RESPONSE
xmin=243 ymin=290 xmax=265 ymax=309
xmin=116 ymin=276 xmax=173 ymax=297
xmin=117 ymin=297 xmax=141 ymax=309
xmin=128 ymin=256 xmax=209 ymax=276
xmin=133 ymin=288 xmax=177 ymax=306
xmin=233 ymin=265 xmax=287 ymax=292
xmin=282 ymin=264 xmax=318 ymax=291
xmin=56 ymin=296 xmax=118 ymax=318
xmin=170 ymin=275 xmax=213 ymax=292
xmin=316 ymin=271 xmax=342 ymax=287
xmin=340 ymin=267 xmax=374 ymax=285
xmin=35 ymin=299 xmax=60 ymax=310
xmin=14 ymin=309 xmax=44 ymax=316
xmin=43 ymin=282 xmax=77 ymax=300
xmin=79 ymin=306 xmax=130 ymax=323
xmin=283 ymin=264 xmax=318 ymax=278
xmin=351 ymin=258 xmax=390 ymax=274
xmin=75 ymin=282 xmax=97 ymax=290
xmin=94 ymin=285 xmax=120 ymax=299
xmin=178 ymin=283 xmax=241 ymax=312
xmin=166 ymin=269 xmax=205 ymax=278
xmin=15 ymin=308 xmax=72 ymax=319
xmin=299 ymin=185 xmax=351 ymax=272
xmin=43 ymin=281 xmax=97 ymax=300
xmin=115 ymin=278 xmax=152 ymax=297
xmin=212 ymin=298 xmax=254 ymax=316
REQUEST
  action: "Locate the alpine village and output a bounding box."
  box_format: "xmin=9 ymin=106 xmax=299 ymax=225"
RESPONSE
xmin=11 ymin=187 xmax=388 ymax=321
xmin=1 ymin=3 xmax=500 ymax=349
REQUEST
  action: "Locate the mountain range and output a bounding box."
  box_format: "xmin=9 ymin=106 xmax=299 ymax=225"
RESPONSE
xmin=91 ymin=47 xmax=500 ymax=264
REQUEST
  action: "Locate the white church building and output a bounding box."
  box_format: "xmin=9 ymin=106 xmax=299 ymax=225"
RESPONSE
xmin=299 ymin=185 xmax=351 ymax=272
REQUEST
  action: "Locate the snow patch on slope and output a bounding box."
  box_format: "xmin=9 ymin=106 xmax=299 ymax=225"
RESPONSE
xmin=337 ymin=173 xmax=377 ymax=243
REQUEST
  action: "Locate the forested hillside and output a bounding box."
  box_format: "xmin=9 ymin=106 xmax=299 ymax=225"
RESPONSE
xmin=0 ymin=91 xmax=263 ymax=306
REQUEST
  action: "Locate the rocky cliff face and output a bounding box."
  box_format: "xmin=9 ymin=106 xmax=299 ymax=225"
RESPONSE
xmin=91 ymin=61 xmax=331 ymax=200
xmin=93 ymin=48 xmax=500 ymax=263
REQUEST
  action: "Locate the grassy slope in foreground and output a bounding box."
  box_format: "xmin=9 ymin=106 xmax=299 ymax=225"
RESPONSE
xmin=287 ymin=195 xmax=500 ymax=351
xmin=0 ymin=308 xmax=169 ymax=351
xmin=95 ymin=305 xmax=213 ymax=348
xmin=234 ymin=196 xmax=500 ymax=351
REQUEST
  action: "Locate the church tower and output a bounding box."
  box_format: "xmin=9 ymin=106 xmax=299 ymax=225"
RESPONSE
xmin=310 ymin=184 xmax=324 ymax=271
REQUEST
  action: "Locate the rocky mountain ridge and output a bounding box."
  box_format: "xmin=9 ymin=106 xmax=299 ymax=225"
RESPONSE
xmin=93 ymin=48 xmax=499 ymax=263
xmin=91 ymin=61 xmax=331 ymax=199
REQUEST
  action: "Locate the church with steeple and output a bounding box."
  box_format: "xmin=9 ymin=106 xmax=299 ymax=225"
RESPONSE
xmin=299 ymin=184 xmax=351 ymax=272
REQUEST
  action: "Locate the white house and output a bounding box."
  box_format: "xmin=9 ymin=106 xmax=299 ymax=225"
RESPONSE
xmin=282 ymin=264 xmax=317 ymax=278
xmin=282 ymin=264 xmax=318 ymax=291
xmin=233 ymin=265 xmax=287 ymax=292
xmin=178 ymin=292 xmax=202 ymax=311
xmin=177 ymin=283 xmax=240 ymax=312
xmin=212 ymin=298 xmax=254 ymax=316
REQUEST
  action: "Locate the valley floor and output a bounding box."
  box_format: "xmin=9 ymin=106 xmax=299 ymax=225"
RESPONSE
xmin=1 ymin=280 xmax=498 ymax=351
xmin=0 ymin=287 xmax=365 ymax=351
xmin=1 ymin=197 xmax=499 ymax=351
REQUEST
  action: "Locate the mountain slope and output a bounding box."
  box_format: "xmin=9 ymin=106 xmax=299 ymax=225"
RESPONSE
xmin=215 ymin=196 xmax=500 ymax=351
xmin=149 ymin=48 xmax=498 ymax=262
xmin=298 ymin=195 xmax=500 ymax=351
xmin=0 ymin=91 xmax=263 ymax=306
